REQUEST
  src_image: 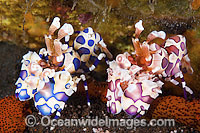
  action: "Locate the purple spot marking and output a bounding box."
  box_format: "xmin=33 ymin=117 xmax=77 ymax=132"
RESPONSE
xmin=55 ymin=93 xmax=69 ymax=102
xmin=19 ymin=70 xmax=28 ymax=80
xmin=108 ymin=81 xmax=115 ymax=92
xmin=155 ymin=44 xmax=160 ymax=50
xmin=107 ymin=107 xmax=110 ymax=113
xmin=111 ymin=102 xmax=117 ymax=114
xmin=114 ymin=79 xmax=122 ymax=101
xmin=125 ymin=105 xmax=138 ymax=115
xmin=180 ymin=42 xmax=185 ymax=51
xmin=165 ymin=62 xmax=173 ymax=75
xmin=124 ymin=83 xmax=142 ymax=102
xmin=140 ymin=105 xmax=145 ymax=110
xmin=115 ymin=79 xmax=120 ymax=86
xmin=162 ymin=57 xmax=169 ymax=69
xmin=106 ymin=95 xmax=111 ymax=101
xmin=124 ymin=82 xmax=154 ymax=104
xmin=171 ymin=59 xmax=181 ymax=76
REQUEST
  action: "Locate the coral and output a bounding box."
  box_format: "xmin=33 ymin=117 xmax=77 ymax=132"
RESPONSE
xmin=147 ymin=96 xmax=200 ymax=131
xmin=0 ymin=95 xmax=32 ymax=132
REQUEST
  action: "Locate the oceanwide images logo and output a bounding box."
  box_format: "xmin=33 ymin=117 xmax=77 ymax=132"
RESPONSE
xmin=25 ymin=115 xmax=175 ymax=129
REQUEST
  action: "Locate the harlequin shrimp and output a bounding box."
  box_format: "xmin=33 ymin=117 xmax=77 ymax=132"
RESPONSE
xmin=132 ymin=20 xmax=193 ymax=99
xmin=106 ymin=52 xmax=163 ymax=117
xmin=106 ymin=20 xmax=193 ymax=117
xmin=15 ymin=17 xmax=112 ymax=119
